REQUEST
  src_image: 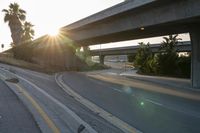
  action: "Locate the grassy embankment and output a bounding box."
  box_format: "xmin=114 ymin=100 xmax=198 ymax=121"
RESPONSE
xmin=0 ymin=53 xmax=108 ymax=74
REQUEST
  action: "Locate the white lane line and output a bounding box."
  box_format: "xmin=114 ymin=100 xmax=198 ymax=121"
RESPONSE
xmin=56 ymin=73 xmax=142 ymax=133
xmin=1 ymin=69 xmax=97 ymax=133
xmin=145 ymin=98 xmax=163 ymax=106
xmin=18 ymin=69 xmax=51 ymax=81
xmin=147 ymin=98 xmax=200 ymax=118
xmin=132 ymin=95 xmax=200 ymax=119
xmin=89 ymin=77 xmax=124 ymax=93
xmin=112 ymin=88 xmax=123 ymax=93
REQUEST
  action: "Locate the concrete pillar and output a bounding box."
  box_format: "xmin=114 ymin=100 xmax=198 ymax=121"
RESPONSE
xmin=190 ymin=25 xmax=200 ymax=89
xmin=99 ymin=55 xmax=105 ymax=65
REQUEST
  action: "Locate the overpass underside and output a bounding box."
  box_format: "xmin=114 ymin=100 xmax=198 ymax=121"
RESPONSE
xmin=61 ymin=0 xmax=200 ymax=88
xmin=61 ymin=0 xmax=200 ymax=45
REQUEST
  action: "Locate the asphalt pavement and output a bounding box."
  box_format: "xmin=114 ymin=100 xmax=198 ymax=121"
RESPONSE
xmin=62 ymin=72 xmax=200 ymax=133
xmin=0 ymin=63 xmax=122 ymax=133
xmin=0 ymin=80 xmax=41 ymax=133
xmin=1 ymin=62 xmax=200 ymax=133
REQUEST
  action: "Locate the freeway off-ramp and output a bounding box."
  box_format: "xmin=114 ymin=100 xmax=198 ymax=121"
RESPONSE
xmin=0 ymin=63 xmax=200 ymax=133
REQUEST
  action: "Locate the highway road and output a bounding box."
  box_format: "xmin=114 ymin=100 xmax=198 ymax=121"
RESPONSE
xmin=0 ymin=63 xmax=200 ymax=133
xmin=0 ymin=63 xmax=122 ymax=133
xmin=62 ymin=71 xmax=200 ymax=133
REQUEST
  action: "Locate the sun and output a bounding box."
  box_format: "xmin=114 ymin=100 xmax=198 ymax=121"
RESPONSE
xmin=47 ymin=28 xmax=60 ymax=36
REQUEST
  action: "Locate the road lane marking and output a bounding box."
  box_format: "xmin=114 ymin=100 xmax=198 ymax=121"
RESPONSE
xmin=133 ymin=95 xmax=200 ymax=119
xmin=145 ymin=98 xmax=163 ymax=106
xmin=89 ymin=78 xmax=124 ymax=93
xmin=55 ymin=73 xmax=142 ymax=133
xmin=112 ymin=87 xmax=123 ymax=92
xmin=0 ymin=69 xmax=97 ymax=133
xmin=15 ymin=84 xmax=60 ymax=133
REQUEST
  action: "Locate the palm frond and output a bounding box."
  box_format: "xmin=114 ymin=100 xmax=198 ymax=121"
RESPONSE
xmin=2 ymin=9 xmax=9 ymax=13
xmin=4 ymin=14 xmax=10 ymax=22
xmin=19 ymin=9 xmax=26 ymax=14
xmin=9 ymin=3 xmax=14 ymax=9
xmin=19 ymin=14 xmax=26 ymax=21
xmin=30 ymin=30 xmax=35 ymax=35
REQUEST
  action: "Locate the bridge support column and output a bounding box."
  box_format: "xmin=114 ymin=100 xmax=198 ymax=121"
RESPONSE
xmin=99 ymin=55 xmax=105 ymax=65
xmin=190 ymin=26 xmax=200 ymax=89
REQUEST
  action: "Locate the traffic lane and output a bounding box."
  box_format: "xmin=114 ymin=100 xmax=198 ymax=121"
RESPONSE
xmin=0 ymin=80 xmax=41 ymax=133
xmin=62 ymin=72 xmax=200 ymax=133
xmin=8 ymin=67 xmax=122 ymax=133
xmin=88 ymin=75 xmax=200 ymax=118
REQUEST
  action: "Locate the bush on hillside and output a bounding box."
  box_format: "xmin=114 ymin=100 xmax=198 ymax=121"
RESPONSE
xmin=12 ymin=42 xmax=33 ymax=62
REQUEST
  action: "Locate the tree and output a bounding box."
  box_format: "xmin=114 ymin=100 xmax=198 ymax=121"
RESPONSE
xmin=134 ymin=42 xmax=156 ymax=73
xmin=2 ymin=3 xmax=26 ymax=45
xmin=22 ymin=21 xmax=34 ymax=43
xmin=157 ymin=35 xmax=181 ymax=75
xmin=160 ymin=34 xmax=181 ymax=53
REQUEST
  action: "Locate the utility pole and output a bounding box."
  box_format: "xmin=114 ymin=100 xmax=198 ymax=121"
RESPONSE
xmin=1 ymin=44 xmax=4 ymax=52
xmin=99 ymin=44 xmax=101 ymax=63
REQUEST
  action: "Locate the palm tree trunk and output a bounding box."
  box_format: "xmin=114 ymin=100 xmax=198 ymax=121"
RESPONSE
xmin=9 ymin=17 xmax=23 ymax=45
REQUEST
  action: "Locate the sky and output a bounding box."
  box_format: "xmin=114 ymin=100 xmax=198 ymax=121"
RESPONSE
xmin=0 ymin=0 xmax=124 ymax=50
xmin=0 ymin=0 xmax=190 ymax=52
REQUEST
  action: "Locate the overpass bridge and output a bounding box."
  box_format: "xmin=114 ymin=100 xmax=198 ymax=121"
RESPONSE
xmin=90 ymin=41 xmax=191 ymax=56
xmin=60 ymin=0 xmax=200 ymax=88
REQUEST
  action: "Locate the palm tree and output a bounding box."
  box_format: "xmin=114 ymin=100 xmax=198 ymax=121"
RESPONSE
xmin=157 ymin=34 xmax=182 ymax=75
xmin=2 ymin=3 xmax=26 ymax=45
xmin=22 ymin=21 xmax=35 ymax=43
xmin=160 ymin=34 xmax=182 ymax=53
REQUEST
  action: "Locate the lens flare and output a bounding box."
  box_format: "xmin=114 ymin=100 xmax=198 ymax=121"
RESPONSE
xmin=140 ymin=102 xmax=144 ymax=106
xmin=47 ymin=28 xmax=60 ymax=36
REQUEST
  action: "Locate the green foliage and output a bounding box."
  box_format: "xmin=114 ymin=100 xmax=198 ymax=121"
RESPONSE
xmin=157 ymin=35 xmax=180 ymax=75
xmin=12 ymin=42 xmax=33 ymax=62
xmin=134 ymin=35 xmax=190 ymax=78
xmin=127 ymin=54 xmax=135 ymax=62
xmin=3 ymin=3 xmax=35 ymax=45
xmin=2 ymin=3 xmax=26 ymax=45
xmin=177 ymin=54 xmax=191 ymax=78
xmin=160 ymin=35 xmax=181 ymax=53
xmin=157 ymin=51 xmax=178 ymax=75
xmin=22 ymin=21 xmax=35 ymax=43
xmin=80 ymin=62 xmax=109 ymax=71
xmin=83 ymin=46 xmax=91 ymax=60
xmin=76 ymin=46 xmax=91 ymax=63
xmin=134 ymin=42 xmax=157 ymax=73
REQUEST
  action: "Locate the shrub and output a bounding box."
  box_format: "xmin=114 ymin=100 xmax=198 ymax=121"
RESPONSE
xmin=177 ymin=54 xmax=191 ymax=78
xmin=12 ymin=42 xmax=33 ymax=62
xmin=134 ymin=42 xmax=156 ymax=74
